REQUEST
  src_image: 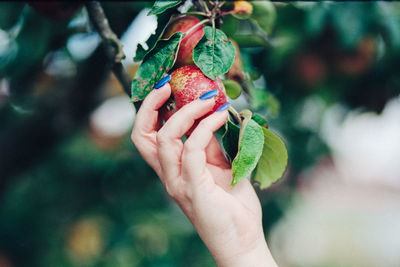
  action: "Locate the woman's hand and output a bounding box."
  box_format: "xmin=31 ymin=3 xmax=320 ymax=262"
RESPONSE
xmin=131 ymin=82 xmax=277 ymax=267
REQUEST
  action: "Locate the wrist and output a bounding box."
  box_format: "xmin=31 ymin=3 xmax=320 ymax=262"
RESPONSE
xmin=213 ymin=235 xmax=278 ymax=267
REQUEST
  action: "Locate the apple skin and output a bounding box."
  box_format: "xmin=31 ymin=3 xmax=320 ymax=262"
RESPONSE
xmin=161 ymin=65 xmax=227 ymax=132
xmin=163 ymin=16 xmax=205 ymax=68
xmin=28 ymin=2 xmax=83 ymax=20
xmin=170 ymin=65 xmax=227 ymax=111
xmin=233 ymin=1 xmax=253 ymax=19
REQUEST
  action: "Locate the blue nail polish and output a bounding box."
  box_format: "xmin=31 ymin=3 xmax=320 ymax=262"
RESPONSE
xmin=154 ymin=75 xmax=171 ymax=89
xmin=199 ymin=89 xmax=218 ymax=100
xmin=216 ymin=102 xmax=231 ymax=112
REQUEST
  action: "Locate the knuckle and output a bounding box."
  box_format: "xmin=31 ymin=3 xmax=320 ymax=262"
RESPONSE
xmin=165 ymin=183 xmax=177 ymax=199
xmin=130 ymin=129 xmax=140 ymax=146
xmin=165 ymin=181 xmax=179 ymax=199
xmin=131 ymin=127 xmax=146 ymax=145
xmin=165 ymin=180 xmax=190 ymax=203
xmin=182 ymin=99 xmax=213 ymax=115
xmin=183 ymin=140 xmax=197 ymax=154
xmin=198 ymin=118 xmax=211 ymax=129
xmin=156 ymin=130 xmax=168 ymax=145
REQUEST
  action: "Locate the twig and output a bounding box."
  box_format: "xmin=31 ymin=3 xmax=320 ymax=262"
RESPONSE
xmin=183 ymin=11 xmax=208 ymax=16
xmin=85 ymin=1 xmax=133 ymax=99
xmin=211 ymin=0 xmax=223 ymax=29
xmin=201 ymin=0 xmax=210 ymax=14
xmin=192 ymin=0 xmax=204 ymax=12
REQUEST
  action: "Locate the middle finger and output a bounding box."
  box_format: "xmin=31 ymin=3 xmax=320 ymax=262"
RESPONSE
xmin=157 ymin=92 xmax=217 ymax=182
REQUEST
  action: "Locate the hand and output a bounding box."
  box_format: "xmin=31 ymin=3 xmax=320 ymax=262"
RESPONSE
xmin=131 ymin=83 xmax=277 ymax=267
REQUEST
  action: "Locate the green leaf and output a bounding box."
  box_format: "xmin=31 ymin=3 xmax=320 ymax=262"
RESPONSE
xmin=264 ymin=93 xmax=280 ymax=118
xmin=148 ymin=0 xmax=182 ymax=16
xmin=252 ymin=113 xmax=268 ymax=128
xmin=231 ymin=110 xmax=264 ymax=186
xmin=134 ymin=45 xmax=149 ymax=63
xmin=223 ymin=80 xmax=242 ymax=99
xmin=222 ymin=119 xmax=240 ymax=162
xmin=193 ymin=26 xmax=236 ymax=80
xmin=250 ymin=86 xmax=280 ymax=118
xmin=221 ymin=15 xmax=238 ymax=37
xmin=253 ymin=128 xmax=288 ymax=189
xmin=134 ymin=11 xmax=175 ymax=62
xmin=131 ymin=32 xmax=183 ymax=102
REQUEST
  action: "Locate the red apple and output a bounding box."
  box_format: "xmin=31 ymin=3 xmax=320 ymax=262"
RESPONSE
xmin=171 ymin=65 xmax=226 ymax=110
xmin=294 ymin=53 xmax=326 ymax=87
xmin=28 ymin=2 xmax=83 ymax=20
xmin=161 ymin=65 xmax=227 ymax=132
xmin=335 ymin=37 xmax=376 ymax=76
xmin=163 ymin=16 xmax=205 ymax=68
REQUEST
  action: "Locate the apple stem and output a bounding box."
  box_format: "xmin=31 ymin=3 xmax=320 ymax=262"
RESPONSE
xmin=183 ymin=11 xmax=208 ymax=17
xmin=184 ymin=18 xmax=210 ymax=37
xmin=228 ymin=106 xmax=242 ymax=125
xmin=220 ymin=11 xmax=235 ymax=16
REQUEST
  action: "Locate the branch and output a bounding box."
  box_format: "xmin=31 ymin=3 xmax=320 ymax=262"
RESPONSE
xmin=85 ymin=1 xmax=135 ymax=104
xmin=85 ymin=1 xmax=125 ymax=62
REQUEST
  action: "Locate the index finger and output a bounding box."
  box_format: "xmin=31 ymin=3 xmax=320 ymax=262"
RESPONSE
xmin=131 ymin=83 xmax=171 ymax=175
xmin=134 ymin=83 xmax=171 ymax=135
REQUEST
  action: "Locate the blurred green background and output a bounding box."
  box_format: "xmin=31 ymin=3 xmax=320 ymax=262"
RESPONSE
xmin=1 ymin=2 xmax=400 ymax=267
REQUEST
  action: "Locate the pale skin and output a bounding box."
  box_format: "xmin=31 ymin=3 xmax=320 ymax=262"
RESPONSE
xmin=131 ymin=83 xmax=278 ymax=267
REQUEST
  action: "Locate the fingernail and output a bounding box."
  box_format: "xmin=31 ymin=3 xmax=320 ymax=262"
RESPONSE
xmin=154 ymin=75 xmax=171 ymax=89
xmin=199 ymin=89 xmax=218 ymax=100
xmin=216 ymin=102 xmax=231 ymax=112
